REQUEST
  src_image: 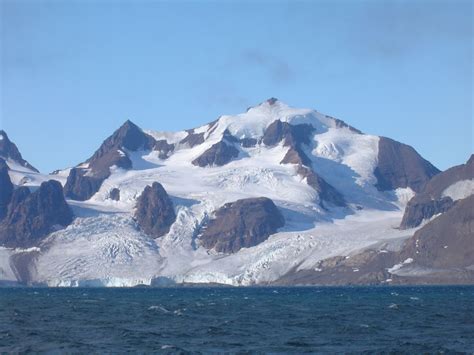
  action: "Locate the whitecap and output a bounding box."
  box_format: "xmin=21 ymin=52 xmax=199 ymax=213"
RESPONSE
xmin=148 ymin=305 xmax=170 ymax=313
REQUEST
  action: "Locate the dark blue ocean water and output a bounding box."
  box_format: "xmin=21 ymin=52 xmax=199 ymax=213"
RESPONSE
xmin=0 ymin=286 xmax=473 ymax=353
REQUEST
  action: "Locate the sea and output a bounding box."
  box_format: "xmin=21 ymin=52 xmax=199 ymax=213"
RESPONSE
xmin=0 ymin=286 xmax=473 ymax=353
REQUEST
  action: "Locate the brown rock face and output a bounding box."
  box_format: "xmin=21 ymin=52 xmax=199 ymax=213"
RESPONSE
xmin=64 ymin=120 xmax=157 ymax=201
xmin=401 ymin=155 xmax=473 ymax=229
xmin=263 ymin=120 xmax=313 ymax=149
xmin=0 ymin=180 xmax=73 ymax=248
xmin=192 ymin=141 xmax=239 ymax=167
xmin=180 ymin=130 xmax=205 ymax=148
xmin=329 ymin=116 xmax=362 ymax=134
xmin=64 ymin=168 xmax=105 ymax=202
xmin=374 ymin=137 xmax=440 ymax=192
xmin=109 ymin=188 xmax=120 ymax=201
xmin=0 ymin=158 xmax=13 ymax=220
xmin=154 ymin=140 xmax=175 ymax=159
xmin=401 ymin=196 xmax=454 ymax=229
xmin=263 ymin=120 xmax=345 ymax=207
xmin=135 ymin=182 xmax=176 ymax=238
xmin=0 ymin=130 xmax=38 ymax=172
xmin=297 ymin=166 xmax=346 ymax=207
xmin=200 ymin=197 xmax=285 ymax=253
xmin=240 ymin=138 xmax=258 ymax=148
xmin=400 ymin=195 xmax=474 ymax=269
xmin=89 ymin=120 xmax=156 ymax=158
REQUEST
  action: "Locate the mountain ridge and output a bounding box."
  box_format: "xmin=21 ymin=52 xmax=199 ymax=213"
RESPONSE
xmin=0 ymin=98 xmax=471 ymax=287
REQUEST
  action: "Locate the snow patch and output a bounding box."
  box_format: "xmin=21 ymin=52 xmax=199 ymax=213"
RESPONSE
xmin=388 ymin=257 xmax=414 ymax=274
xmin=442 ymin=179 xmax=474 ymax=201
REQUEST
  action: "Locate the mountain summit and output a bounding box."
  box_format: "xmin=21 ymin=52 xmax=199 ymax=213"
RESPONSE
xmin=0 ymin=130 xmax=38 ymax=172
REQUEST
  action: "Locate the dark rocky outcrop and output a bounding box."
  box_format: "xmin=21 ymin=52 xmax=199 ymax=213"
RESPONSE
xmin=0 ymin=180 xmax=73 ymax=248
xmin=281 ymin=146 xmax=311 ymax=166
xmin=135 ymin=182 xmax=176 ymax=238
xmin=263 ymin=120 xmax=313 ymax=166
xmin=263 ymin=120 xmax=346 ymax=207
xmin=222 ymin=129 xmax=240 ymax=144
xmin=89 ymin=120 xmax=156 ymax=159
xmin=374 ymin=137 xmax=440 ymax=192
xmin=297 ymin=166 xmax=346 ymax=207
xmin=153 ymin=140 xmax=175 ymax=159
xmin=109 ymin=188 xmax=120 ymax=201
xmin=324 ymin=115 xmax=362 ymax=134
xmin=191 ymin=129 xmax=243 ymax=168
xmin=401 ymin=155 xmax=473 ymax=229
xmin=400 ymin=196 xmax=454 ymax=229
xmin=200 ymin=197 xmax=285 ymax=253
xmin=400 ymin=195 xmax=474 ymax=270
xmin=240 ymin=137 xmax=258 ymax=148
xmin=0 ymin=158 xmax=13 ymax=220
xmin=192 ymin=141 xmax=239 ymax=167
xmin=263 ymin=120 xmax=313 ymax=148
xmin=0 ymin=130 xmax=38 ymax=172
xmin=180 ymin=130 xmax=205 ymax=148
xmin=64 ymin=168 xmax=106 ymax=201
xmin=206 ymin=119 xmax=220 ymax=136
xmin=64 ymin=120 xmax=156 ymax=201
xmin=266 ymin=97 xmax=278 ymax=105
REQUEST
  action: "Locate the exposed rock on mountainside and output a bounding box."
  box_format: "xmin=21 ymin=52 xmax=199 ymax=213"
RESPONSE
xmin=64 ymin=120 xmax=157 ymax=201
xmin=400 ymin=196 xmax=454 ymax=230
xmin=0 ymin=158 xmax=13 ymax=220
xmin=180 ymin=130 xmax=205 ymax=148
xmin=400 ymin=195 xmax=474 ymax=270
xmin=263 ymin=120 xmax=313 ymax=147
xmin=135 ymin=182 xmax=176 ymax=238
xmin=91 ymin=119 xmax=156 ymax=154
xmin=200 ymin=197 xmax=285 ymax=253
xmin=192 ymin=141 xmax=240 ymax=167
xmin=0 ymin=130 xmax=38 ymax=172
xmin=329 ymin=116 xmax=363 ymax=134
xmin=240 ymin=137 xmax=258 ymax=148
xmin=262 ymin=120 xmax=346 ymax=207
xmin=401 ymin=155 xmax=473 ymax=228
xmin=0 ymin=180 xmax=73 ymax=248
xmin=64 ymin=168 xmax=105 ymax=201
xmin=297 ymin=166 xmax=346 ymax=207
xmin=374 ymin=137 xmax=440 ymax=192
xmin=153 ymin=140 xmax=175 ymax=159
xmin=109 ymin=188 xmax=121 ymax=201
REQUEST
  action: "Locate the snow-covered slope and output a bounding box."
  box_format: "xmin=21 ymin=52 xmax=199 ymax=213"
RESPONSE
xmin=1 ymin=99 xmax=446 ymax=286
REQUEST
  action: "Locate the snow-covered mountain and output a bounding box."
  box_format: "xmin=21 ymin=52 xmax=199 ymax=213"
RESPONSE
xmin=0 ymin=98 xmax=472 ymax=286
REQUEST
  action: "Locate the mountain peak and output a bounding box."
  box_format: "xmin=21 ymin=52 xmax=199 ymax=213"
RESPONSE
xmin=0 ymin=130 xmax=38 ymax=172
xmin=266 ymin=97 xmax=279 ymax=105
xmin=0 ymin=130 xmax=9 ymax=142
xmin=119 ymin=119 xmax=140 ymax=132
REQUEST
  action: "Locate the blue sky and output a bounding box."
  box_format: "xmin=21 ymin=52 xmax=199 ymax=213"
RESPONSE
xmin=1 ymin=0 xmax=472 ymax=172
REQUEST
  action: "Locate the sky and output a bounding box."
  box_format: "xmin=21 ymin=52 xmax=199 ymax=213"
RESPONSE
xmin=0 ymin=0 xmax=472 ymax=173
